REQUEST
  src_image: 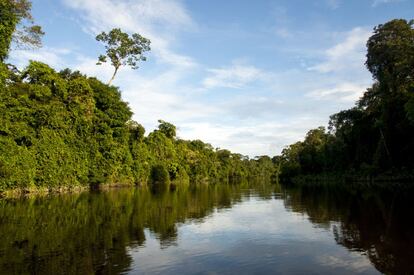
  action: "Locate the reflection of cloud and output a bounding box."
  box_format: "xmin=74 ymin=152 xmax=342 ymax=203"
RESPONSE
xmin=128 ymin=196 xmax=379 ymax=274
xmin=183 ymin=199 xmax=313 ymax=237
xmin=318 ymin=254 xmax=375 ymax=273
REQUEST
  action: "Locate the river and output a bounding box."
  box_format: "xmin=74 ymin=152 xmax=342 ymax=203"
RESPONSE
xmin=0 ymin=183 xmax=413 ymax=274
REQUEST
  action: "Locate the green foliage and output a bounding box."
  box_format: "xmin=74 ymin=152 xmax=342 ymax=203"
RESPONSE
xmin=150 ymin=164 xmax=170 ymax=185
xmin=157 ymin=119 xmax=176 ymax=139
xmin=277 ymin=18 xmax=414 ymax=181
xmin=0 ymin=7 xmax=278 ymax=192
xmin=404 ymin=96 xmax=414 ymax=125
xmin=0 ymin=60 xmax=274 ymax=191
xmin=366 ymin=19 xmax=414 ymax=88
xmin=0 ymin=0 xmax=18 ymax=60
xmin=0 ymin=0 xmax=44 ymax=61
xmin=96 ymin=28 xmax=150 ymax=84
xmin=0 ymin=137 xmax=36 ymax=190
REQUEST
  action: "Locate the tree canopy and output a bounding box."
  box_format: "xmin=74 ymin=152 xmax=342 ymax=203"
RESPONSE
xmin=96 ymin=28 xmax=151 ymax=85
xmin=276 ymin=18 xmax=414 ymax=182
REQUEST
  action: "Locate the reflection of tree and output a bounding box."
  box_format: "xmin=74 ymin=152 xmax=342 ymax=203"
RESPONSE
xmin=0 ymin=182 xmax=276 ymax=274
xmin=282 ymin=185 xmax=414 ymax=274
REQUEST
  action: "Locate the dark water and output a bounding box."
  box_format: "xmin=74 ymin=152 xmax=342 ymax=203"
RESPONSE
xmin=0 ymin=183 xmax=413 ymax=274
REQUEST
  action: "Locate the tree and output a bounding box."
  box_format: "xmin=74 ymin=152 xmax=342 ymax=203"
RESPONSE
xmin=0 ymin=0 xmax=44 ymax=61
xmin=157 ymin=120 xmax=176 ymax=139
xmin=366 ymin=19 xmax=414 ymax=91
xmin=96 ymin=28 xmax=151 ymax=85
xmin=365 ymin=19 xmax=414 ymax=167
xmin=276 ymin=19 xmax=414 ymax=180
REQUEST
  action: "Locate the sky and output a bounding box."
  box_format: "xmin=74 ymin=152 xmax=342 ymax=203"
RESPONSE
xmin=10 ymin=0 xmax=414 ymax=157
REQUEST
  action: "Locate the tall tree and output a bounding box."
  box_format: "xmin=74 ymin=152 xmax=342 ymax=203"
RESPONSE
xmin=366 ymin=19 xmax=414 ymax=91
xmin=365 ymin=19 xmax=414 ymax=166
xmin=96 ymin=28 xmax=151 ymax=85
xmin=0 ymin=0 xmax=44 ymax=61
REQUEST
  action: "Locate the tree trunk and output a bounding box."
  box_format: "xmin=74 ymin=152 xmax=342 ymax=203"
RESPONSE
xmin=379 ymin=128 xmax=392 ymax=165
xmin=108 ymin=66 xmax=119 ymax=85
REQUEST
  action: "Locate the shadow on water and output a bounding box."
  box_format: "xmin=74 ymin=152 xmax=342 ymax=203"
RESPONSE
xmin=0 ymin=181 xmax=413 ymax=274
xmin=281 ymin=184 xmax=414 ymax=274
xmin=0 ymin=183 xmax=274 ymax=274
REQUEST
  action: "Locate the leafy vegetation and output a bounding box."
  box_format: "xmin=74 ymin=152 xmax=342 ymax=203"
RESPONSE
xmin=276 ymin=19 xmax=414 ymax=182
xmin=0 ymin=0 xmax=44 ymax=61
xmin=0 ymin=1 xmax=276 ymax=193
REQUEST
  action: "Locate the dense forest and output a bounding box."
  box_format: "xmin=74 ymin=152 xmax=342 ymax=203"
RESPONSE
xmin=0 ymin=0 xmax=276 ymax=193
xmin=1 ymin=1 xmax=413 ymax=192
xmin=276 ymin=19 xmax=414 ymax=183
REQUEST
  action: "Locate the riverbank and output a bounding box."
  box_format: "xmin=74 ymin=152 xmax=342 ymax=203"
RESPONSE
xmin=282 ymin=171 xmax=414 ymax=190
xmin=0 ymin=182 xmax=139 ymax=199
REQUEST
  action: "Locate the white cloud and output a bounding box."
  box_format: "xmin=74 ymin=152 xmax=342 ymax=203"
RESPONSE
xmin=10 ymin=2 xmax=380 ymax=157
xmin=62 ymin=0 xmax=196 ymax=69
xmin=63 ymin=0 xmax=193 ymax=32
xmin=203 ymin=63 xmax=266 ymax=89
xmin=71 ymin=55 xmax=217 ymax=127
xmin=326 ymin=0 xmax=341 ymax=9
xmin=60 ymin=0 xmax=207 ymax=122
xmin=372 ymin=0 xmax=405 ymax=7
xmin=300 ymin=26 xmax=373 ymax=128
xmin=9 ymin=47 xmax=72 ymax=69
xmin=307 ymin=82 xmax=368 ymax=102
xmin=309 ymin=27 xmax=371 ymax=73
xmin=179 ymin=117 xmax=320 ymax=157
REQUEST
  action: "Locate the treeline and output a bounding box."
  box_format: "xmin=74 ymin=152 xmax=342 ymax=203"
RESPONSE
xmin=0 ymin=61 xmax=277 ymax=191
xmin=276 ymin=19 xmax=414 ymax=182
xmin=0 ymin=1 xmax=276 ymax=192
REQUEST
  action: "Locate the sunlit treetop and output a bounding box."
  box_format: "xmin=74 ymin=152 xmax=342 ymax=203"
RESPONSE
xmin=96 ymin=28 xmax=151 ymax=85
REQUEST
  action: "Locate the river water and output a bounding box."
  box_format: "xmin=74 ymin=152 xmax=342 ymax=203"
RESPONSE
xmin=0 ymin=183 xmax=413 ymax=274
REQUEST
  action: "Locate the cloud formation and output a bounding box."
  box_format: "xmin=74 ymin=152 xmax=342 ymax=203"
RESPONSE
xmin=372 ymin=0 xmax=405 ymax=7
xmin=10 ymin=0 xmax=386 ymax=157
xmin=309 ymin=27 xmax=371 ymax=73
xmin=203 ymin=63 xmax=266 ymax=89
xmin=307 ymin=82 xmax=368 ymax=102
xmin=62 ymin=0 xmax=196 ymax=68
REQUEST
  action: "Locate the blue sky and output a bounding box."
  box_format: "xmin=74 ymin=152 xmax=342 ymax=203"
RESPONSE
xmin=11 ymin=0 xmax=414 ymax=157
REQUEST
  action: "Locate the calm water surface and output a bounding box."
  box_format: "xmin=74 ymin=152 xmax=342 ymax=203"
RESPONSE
xmin=0 ymin=183 xmax=413 ymax=274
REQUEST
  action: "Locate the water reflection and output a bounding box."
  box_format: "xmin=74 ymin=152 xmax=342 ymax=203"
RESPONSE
xmin=282 ymin=185 xmax=414 ymax=274
xmin=0 ymin=183 xmax=413 ymax=274
xmin=0 ymin=183 xmax=273 ymax=274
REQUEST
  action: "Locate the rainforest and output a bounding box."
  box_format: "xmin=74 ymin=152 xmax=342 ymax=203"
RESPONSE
xmin=0 ymin=1 xmax=277 ymax=194
xmin=1 ymin=2 xmax=413 ymax=194
xmin=1 ymin=1 xmax=414 ymax=274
